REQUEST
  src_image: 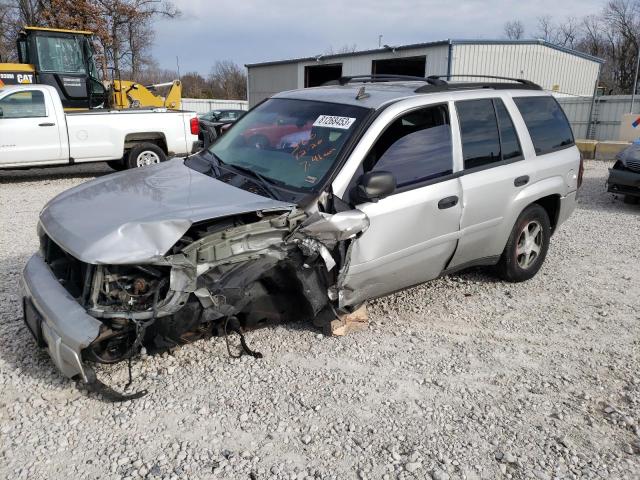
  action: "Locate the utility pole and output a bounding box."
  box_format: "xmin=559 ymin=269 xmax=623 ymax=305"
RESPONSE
xmin=378 ymin=35 xmax=383 ymax=48
xmin=631 ymin=45 xmax=640 ymax=113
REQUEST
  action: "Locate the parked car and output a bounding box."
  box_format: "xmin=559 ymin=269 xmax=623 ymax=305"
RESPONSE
xmin=607 ymin=140 xmax=640 ymax=204
xmin=22 ymin=75 xmax=582 ymax=396
xmin=0 ymin=85 xmax=200 ymax=170
xmin=198 ymin=109 xmax=246 ymax=147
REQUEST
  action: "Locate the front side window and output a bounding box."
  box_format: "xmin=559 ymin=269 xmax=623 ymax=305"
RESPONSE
xmin=513 ymin=96 xmax=574 ymax=155
xmin=209 ymin=98 xmax=370 ymax=190
xmin=36 ymin=36 xmax=85 ymax=73
xmin=456 ymin=99 xmax=502 ymax=170
xmin=364 ymin=104 xmax=453 ymax=188
xmin=0 ymin=90 xmax=46 ymax=118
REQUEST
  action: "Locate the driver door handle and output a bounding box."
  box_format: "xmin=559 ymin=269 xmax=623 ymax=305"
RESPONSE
xmin=438 ymin=195 xmax=459 ymax=209
xmin=38 ymin=122 xmax=55 ymax=127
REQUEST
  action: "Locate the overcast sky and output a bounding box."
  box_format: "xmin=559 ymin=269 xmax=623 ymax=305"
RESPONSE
xmin=152 ymin=0 xmax=605 ymax=75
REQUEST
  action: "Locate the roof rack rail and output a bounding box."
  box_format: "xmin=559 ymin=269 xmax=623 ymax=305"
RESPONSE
xmin=415 ymin=75 xmax=542 ymax=93
xmin=427 ymin=74 xmax=539 ymax=86
xmin=325 ymin=74 xmax=428 ymax=86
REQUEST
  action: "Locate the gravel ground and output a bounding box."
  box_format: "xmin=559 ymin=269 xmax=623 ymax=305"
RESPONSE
xmin=0 ymin=160 xmax=638 ymax=480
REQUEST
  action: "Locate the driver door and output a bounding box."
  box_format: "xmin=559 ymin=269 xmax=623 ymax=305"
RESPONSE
xmin=339 ymin=103 xmax=463 ymax=307
xmin=0 ymin=89 xmax=65 ymax=166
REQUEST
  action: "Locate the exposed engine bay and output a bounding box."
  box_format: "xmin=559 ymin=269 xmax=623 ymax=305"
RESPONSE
xmin=38 ymin=206 xmax=369 ymax=399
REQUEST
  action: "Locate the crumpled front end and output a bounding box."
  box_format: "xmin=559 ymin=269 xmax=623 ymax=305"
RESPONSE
xmin=22 ymin=205 xmax=370 ymax=391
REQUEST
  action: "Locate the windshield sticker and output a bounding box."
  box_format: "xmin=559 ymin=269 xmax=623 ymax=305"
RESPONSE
xmin=313 ymin=115 xmax=356 ymax=130
xmin=305 ymin=175 xmax=317 ymax=184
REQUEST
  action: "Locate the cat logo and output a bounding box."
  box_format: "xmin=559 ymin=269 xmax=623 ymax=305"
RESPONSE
xmin=17 ymin=74 xmax=33 ymax=84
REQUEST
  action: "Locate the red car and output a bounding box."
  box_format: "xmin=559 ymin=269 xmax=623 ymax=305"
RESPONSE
xmin=242 ymin=116 xmax=311 ymax=148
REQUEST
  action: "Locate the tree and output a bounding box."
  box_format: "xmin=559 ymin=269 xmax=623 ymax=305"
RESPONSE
xmin=0 ymin=0 xmax=179 ymax=81
xmin=180 ymin=71 xmax=210 ymax=98
xmin=324 ymin=44 xmax=358 ymax=55
xmin=208 ymin=60 xmax=247 ymax=100
xmin=504 ymin=20 xmax=525 ymax=40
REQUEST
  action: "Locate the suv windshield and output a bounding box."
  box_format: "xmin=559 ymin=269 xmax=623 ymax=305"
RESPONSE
xmin=209 ymin=98 xmax=369 ymax=190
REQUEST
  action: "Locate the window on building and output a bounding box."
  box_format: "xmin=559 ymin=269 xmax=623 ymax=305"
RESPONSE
xmin=304 ymin=64 xmax=343 ymax=87
xmin=513 ymin=96 xmax=574 ymax=155
xmin=364 ymin=104 xmax=453 ymax=188
xmin=371 ymin=55 xmax=426 ymax=77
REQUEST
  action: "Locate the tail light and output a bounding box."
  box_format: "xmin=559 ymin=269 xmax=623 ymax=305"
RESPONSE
xmin=190 ymin=117 xmax=200 ymax=136
xmin=577 ymin=153 xmax=585 ymax=189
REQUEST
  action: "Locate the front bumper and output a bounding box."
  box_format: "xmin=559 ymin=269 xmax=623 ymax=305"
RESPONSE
xmin=607 ymin=167 xmax=640 ymax=197
xmin=21 ymin=253 xmax=102 ymax=382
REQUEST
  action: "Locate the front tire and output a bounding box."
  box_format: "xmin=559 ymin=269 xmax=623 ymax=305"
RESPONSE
xmin=107 ymin=159 xmax=126 ymax=171
xmin=497 ymin=204 xmax=551 ymax=282
xmin=126 ymin=143 xmax=167 ymax=169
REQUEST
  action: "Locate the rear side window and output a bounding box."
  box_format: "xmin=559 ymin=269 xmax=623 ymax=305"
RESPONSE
xmin=456 ymin=99 xmax=501 ymax=169
xmin=495 ymin=99 xmax=523 ymax=160
xmin=513 ymin=96 xmax=574 ymax=155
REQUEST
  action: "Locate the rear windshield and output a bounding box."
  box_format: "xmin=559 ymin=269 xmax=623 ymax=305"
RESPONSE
xmin=513 ymin=96 xmax=574 ymax=155
xmin=209 ymin=98 xmax=369 ymax=190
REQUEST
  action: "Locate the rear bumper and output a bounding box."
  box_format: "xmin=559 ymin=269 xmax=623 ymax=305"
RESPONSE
xmin=607 ymin=167 xmax=640 ymax=197
xmin=21 ymin=253 xmax=101 ymax=381
xmin=556 ymin=190 xmax=577 ymax=230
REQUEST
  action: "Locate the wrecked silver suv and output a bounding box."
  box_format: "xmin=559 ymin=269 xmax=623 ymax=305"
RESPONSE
xmin=22 ymin=75 xmax=581 ymax=397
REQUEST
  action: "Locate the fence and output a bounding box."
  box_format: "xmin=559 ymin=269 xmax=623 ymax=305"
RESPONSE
xmin=180 ymin=96 xmax=634 ymax=141
xmin=557 ymin=95 xmax=640 ymax=141
xmin=181 ymin=98 xmax=249 ymax=114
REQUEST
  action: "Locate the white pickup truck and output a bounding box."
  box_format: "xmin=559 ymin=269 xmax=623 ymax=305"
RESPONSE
xmin=0 ymin=84 xmax=200 ymax=169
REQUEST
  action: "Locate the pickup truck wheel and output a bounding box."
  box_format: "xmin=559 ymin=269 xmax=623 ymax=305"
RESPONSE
xmin=126 ymin=143 xmax=167 ymax=169
xmin=497 ymin=204 xmax=551 ymax=282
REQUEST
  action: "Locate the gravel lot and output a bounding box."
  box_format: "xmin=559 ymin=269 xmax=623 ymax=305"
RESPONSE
xmin=0 ymin=160 xmax=638 ymax=480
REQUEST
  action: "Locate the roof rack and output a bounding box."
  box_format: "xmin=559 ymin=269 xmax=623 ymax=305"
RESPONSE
xmin=322 ymin=73 xmax=542 ymax=92
xmin=326 ymin=75 xmax=428 ymax=86
xmin=415 ymin=75 xmax=542 ymax=92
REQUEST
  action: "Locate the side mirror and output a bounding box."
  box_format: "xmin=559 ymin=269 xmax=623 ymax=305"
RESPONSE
xmin=352 ymin=171 xmax=396 ymax=203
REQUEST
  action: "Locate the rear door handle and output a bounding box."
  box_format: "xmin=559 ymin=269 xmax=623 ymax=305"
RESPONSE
xmin=438 ymin=195 xmax=459 ymax=209
xmin=38 ymin=122 xmax=55 ymax=127
xmin=514 ymin=175 xmax=530 ymax=187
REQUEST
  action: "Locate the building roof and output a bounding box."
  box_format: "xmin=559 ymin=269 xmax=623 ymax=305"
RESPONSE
xmin=246 ymin=39 xmax=605 ymax=68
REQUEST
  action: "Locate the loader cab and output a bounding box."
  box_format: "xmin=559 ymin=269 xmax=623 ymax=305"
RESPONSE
xmin=16 ymin=27 xmax=107 ymax=109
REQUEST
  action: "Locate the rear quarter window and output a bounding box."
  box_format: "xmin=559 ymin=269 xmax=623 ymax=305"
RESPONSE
xmin=513 ymin=96 xmax=574 ymax=155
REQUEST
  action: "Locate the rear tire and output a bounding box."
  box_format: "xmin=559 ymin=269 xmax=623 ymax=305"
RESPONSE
xmin=125 ymin=143 xmax=167 ymax=169
xmin=497 ymin=204 xmax=551 ymax=282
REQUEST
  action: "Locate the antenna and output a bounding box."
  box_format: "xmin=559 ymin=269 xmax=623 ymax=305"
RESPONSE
xmin=176 ymin=56 xmax=181 ymax=80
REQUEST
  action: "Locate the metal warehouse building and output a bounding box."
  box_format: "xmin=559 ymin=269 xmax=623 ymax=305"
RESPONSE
xmin=246 ymin=39 xmax=603 ymax=107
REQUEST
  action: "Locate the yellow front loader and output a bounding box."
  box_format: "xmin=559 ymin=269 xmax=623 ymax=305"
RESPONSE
xmin=0 ymin=26 xmax=182 ymax=110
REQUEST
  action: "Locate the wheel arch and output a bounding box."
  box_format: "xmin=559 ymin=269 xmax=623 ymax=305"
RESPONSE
xmin=533 ymin=194 xmax=561 ymax=234
xmin=124 ymin=132 xmax=168 ymax=154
